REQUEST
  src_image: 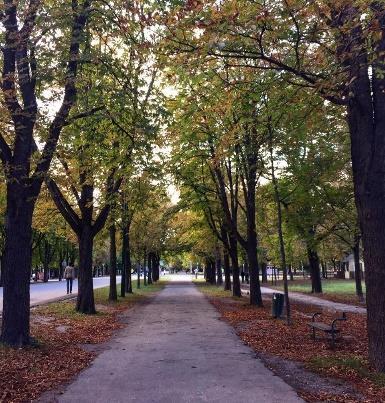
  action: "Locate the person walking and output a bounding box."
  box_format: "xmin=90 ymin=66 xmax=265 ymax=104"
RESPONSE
xmin=64 ymin=264 xmax=75 ymax=294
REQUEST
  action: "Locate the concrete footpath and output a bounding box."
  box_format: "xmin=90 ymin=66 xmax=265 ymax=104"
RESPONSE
xmin=52 ymin=280 xmax=302 ymax=403
xmin=241 ymin=284 xmax=366 ymax=315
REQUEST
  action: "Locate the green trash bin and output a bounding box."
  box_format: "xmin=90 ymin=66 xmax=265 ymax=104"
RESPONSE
xmin=272 ymin=293 xmax=284 ymax=318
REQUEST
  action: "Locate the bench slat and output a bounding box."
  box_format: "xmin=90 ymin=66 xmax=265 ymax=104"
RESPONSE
xmin=308 ymin=322 xmax=340 ymax=332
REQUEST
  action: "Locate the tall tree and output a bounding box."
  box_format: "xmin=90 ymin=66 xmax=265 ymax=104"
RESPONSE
xmin=164 ymin=0 xmax=385 ymax=371
xmin=0 ymin=0 xmax=92 ymax=345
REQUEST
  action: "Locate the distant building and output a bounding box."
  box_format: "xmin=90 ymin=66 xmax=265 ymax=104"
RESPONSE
xmin=342 ymin=253 xmax=365 ymax=280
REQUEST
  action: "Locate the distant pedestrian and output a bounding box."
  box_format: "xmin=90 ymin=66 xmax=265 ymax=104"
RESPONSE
xmin=64 ymin=264 xmax=75 ymax=294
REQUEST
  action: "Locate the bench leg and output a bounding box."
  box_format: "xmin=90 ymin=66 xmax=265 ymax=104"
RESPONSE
xmin=331 ymin=332 xmax=335 ymax=348
xmin=312 ymin=327 xmax=316 ymax=340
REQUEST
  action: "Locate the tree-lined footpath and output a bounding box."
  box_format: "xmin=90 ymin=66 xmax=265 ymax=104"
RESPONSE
xmin=1 ymin=0 xmax=385 ymax=391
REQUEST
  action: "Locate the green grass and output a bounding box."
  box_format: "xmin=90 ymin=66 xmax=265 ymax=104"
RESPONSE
xmin=275 ymin=279 xmax=365 ymax=295
xmin=194 ymin=281 xmax=240 ymax=299
xmin=309 ymin=356 xmax=385 ymax=387
xmin=35 ymin=300 xmax=91 ymax=319
xmin=36 ymin=279 xmax=167 ymax=318
xmin=94 ymin=279 xmax=166 ymax=305
xmin=192 ymin=276 xmax=205 ymax=283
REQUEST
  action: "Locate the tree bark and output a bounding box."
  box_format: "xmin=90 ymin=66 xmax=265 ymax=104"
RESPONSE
xmin=147 ymin=253 xmax=153 ymax=285
xmin=229 ymin=235 xmax=241 ymax=297
xmin=247 ymin=240 xmax=262 ymax=306
xmin=126 ymin=229 xmax=132 ymax=293
xmin=41 ymin=238 xmax=54 ymax=283
xmin=205 ymin=257 xmax=216 ymax=285
xmin=137 ymin=261 xmax=141 ymax=289
xmin=0 ymin=255 xmax=3 ymax=287
xmin=352 ymin=235 xmax=364 ymax=301
xmin=109 ymin=224 xmax=117 ymax=301
xmin=321 ymin=261 xmax=327 ymax=279
xmin=289 ymin=265 xmax=294 ymax=281
xmin=152 ymin=253 xmax=160 ymax=282
xmin=1 ymin=197 xmax=34 ymax=346
xmin=215 ymin=247 xmax=223 ymax=285
xmin=76 ymin=225 xmax=96 ymax=314
xmin=143 ymin=249 xmax=147 ymax=286
xmin=329 ymin=5 xmax=382 ymax=370
xmin=261 ymin=262 xmax=268 ymax=283
xmin=120 ymin=226 xmax=127 ymax=298
xmin=220 ymin=225 xmax=231 ymax=291
xmin=223 ymin=248 xmax=231 ymax=291
xmin=307 ymin=247 xmax=322 ymax=293
xmin=58 ymin=247 xmax=66 ymax=281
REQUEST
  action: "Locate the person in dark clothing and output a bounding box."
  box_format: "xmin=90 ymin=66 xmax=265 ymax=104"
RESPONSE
xmin=64 ymin=264 xmax=75 ymax=294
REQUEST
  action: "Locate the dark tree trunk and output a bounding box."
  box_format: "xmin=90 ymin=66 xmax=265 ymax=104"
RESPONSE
xmin=137 ymin=261 xmax=141 ymax=289
xmin=69 ymin=244 xmax=77 ymax=268
xmin=126 ymin=229 xmax=132 ymax=293
xmin=120 ymin=226 xmax=127 ymax=298
xmin=205 ymin=258 xmax=216 ymax=285
xmin=109 ymin=224 xmax=117 ymax=301
xmin=321 ymin=261 xmax=327 ymax=279
xmin=215 ymin=247 xmax=223 ymax=285
xmin=234 ymin=124 xmax=262 ymax=305
xmin=289 ymin=265 xmax=294 ymax=281
xmin=0 ymin=255 xmax=3 ymax=287
xmin=352 ymin=235 xmax=364 ymax=301
xmin=147 ymin=253 xmax=153 ymax=285
xmin=42 ymin=239 xmax=52 ymax=283
xmin=261 ymin=262 xmax=268 ymax=283
xmin=247 ymin=242 xmax=262 ymax=306
xmin=1 ymin=198 xmax=34 ymax=346
xmin=307 ymin=247 xmax=322 ymax=293
xmin=223 ymin=249 xmax=231 ymax=291
xmin=43 ymin=262 xmax=49 ymax=282
xmin=143 ymin=249 xmax=147 ymax=286
xmin=58 ymin=249 xmax=65 ymax=281
xmin=76 ymin=225 xmax=95 ymax=314
xmin=334 ymin=7 xmax=384 ymax=370
xmin=209 ymin=150 xmax=240 ymax=296
xmin=229 ymin=235 xmax=241 ymax=297
xmin=152 ymin=253 xmax=160 ymax=282
xmin=358 ymin=195 xmax=385 ymax=370
xmin=220 ymin=226 xmax=231 ymax=291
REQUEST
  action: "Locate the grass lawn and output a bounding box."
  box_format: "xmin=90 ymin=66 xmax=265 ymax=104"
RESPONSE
xmin=193 ymin=282 xmax=234 ymax=298
xmin=281 ymin=279 xmax=366 ymax=295
xmin=39 ymin=279 xmax=167 ymax=318
xmin=94 ymin=279 xmax=166 ymax=305
xmin=270 ymin=278 xmax=366 ymax=305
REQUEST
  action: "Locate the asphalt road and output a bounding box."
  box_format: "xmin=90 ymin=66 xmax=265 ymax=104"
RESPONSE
xmin=0 ymin=276 xmax=121 ymax=313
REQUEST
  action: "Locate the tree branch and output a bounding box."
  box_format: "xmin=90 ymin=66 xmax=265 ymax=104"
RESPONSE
xmin=45 ymin=177 xmax=81 ymax=234
xmin=0 ymin=134 xmax=12 ymax=164
xmin=31 ymin=0 xmax=92 ymax=192
xmin=92 ymin=175 xmax=123 ymax=236
xmin=64 ymin=105 xmax=104 ymax=126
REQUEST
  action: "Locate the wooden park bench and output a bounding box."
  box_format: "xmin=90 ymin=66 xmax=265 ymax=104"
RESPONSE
xmin=308 ymin=312 xmax=347 ymax=347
